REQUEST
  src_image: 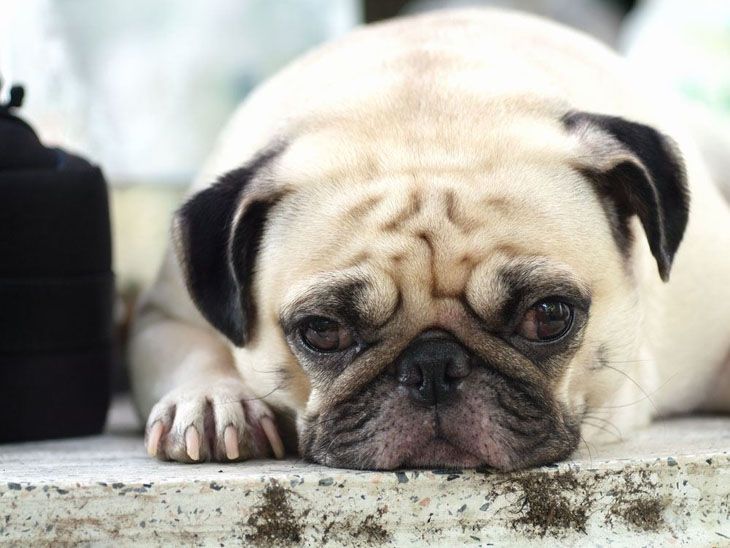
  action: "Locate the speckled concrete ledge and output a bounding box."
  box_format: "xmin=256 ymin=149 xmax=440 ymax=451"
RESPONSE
xmin=1 ymin=398 xmax=729 ymax=546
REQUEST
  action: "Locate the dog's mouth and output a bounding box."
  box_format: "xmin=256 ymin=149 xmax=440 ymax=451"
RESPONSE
xmin=303 ymin=404 xmax=514 ymax=470
xmin=395 ymin=430 xmax=486 ymax=469
xmin=300 ymin=379 xmax=580 ymax=471
xmin=379 ymin=409 xmax=494 ymax=469
xmin=383 ymin=404 xmax=518 ymax=470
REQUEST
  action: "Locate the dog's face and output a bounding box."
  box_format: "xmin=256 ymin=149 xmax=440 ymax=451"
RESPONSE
xmin=174 ymin=101 xmax=688 ymax=470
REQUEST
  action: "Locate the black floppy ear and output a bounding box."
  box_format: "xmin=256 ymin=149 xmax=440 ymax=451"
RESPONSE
xmin=173 ymin=156 xmax=281 ymax=346
xmin=563 ymin=112 xmax=690 ymax=281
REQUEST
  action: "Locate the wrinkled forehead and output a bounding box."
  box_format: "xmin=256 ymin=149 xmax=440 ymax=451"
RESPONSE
xmin=264 ymin=162 xmax=609 ymax=274
xmin=258 ymin=108 xmax=619 ymax=315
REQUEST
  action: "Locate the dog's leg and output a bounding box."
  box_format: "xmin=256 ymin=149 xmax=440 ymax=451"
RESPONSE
xmin=129 ymin=251 xmax=284 ymax=462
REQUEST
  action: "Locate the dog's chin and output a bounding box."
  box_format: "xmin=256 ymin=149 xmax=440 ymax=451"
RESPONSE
xmin=307 ymin=404 xmax=524 ymax=471
xmin=398 ymin=438 xmax=486 ymax=469
xmin=360 ymin=416 xmax=517 ymax=471
xmin=312 ymin=419 xmax=517 ymax=471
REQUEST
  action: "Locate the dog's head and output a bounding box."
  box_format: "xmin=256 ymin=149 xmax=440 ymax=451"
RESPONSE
xmin=172 ymin=103 xmax=688 ymax=470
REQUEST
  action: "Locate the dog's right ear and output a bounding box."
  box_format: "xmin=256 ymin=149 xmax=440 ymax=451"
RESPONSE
xmin=172 ymin=153 xmax=283 ymax=346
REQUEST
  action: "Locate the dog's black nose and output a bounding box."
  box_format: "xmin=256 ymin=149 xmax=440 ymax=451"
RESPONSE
xmin=396 ymin=334 xmax=472 ymax=406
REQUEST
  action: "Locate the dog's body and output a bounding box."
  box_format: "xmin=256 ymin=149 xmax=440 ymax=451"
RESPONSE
xmin=130 ymin=9 xmax=730 ymax=469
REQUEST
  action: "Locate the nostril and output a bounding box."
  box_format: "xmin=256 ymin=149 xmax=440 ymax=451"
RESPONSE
xmin=398 ymin=364 xmax=423 ymax=387
xmin=446 ymin=355 xmax=471 ymax=380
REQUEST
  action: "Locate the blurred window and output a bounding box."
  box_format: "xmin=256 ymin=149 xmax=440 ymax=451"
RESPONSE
xmin=0 ymin=0 xmax=360 ymax=186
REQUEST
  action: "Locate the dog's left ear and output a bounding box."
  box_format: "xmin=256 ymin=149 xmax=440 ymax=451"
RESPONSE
xmin=172 ymin=153 xmax=283 ymax=346
xmin=563 ymin=112 xmax=690 ymax=281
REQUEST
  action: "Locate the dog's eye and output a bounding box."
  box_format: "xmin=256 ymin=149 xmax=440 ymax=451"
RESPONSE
xmin=516 ymin=300 xmax=573 ymax=341
xmin=300 ymin=317 xmax=354 ymax=352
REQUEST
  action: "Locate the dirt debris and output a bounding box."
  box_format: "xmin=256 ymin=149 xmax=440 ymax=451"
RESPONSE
xmin=604 ymin=468 xmax=668 ymax=532
xmin=320 ymin=505 xmax=392 ymax=545
xmin=353 ymin=506 xmax=390 ymax=543
xmin=508 ymin=471 xmax=589 ymax=536
xmin=612 ymin=497 xmax=667 ymax=531
xmin=501 ymin=466 xmax=670 ymax=537
xmin=245 ymin=480 xmax=304 ymax=546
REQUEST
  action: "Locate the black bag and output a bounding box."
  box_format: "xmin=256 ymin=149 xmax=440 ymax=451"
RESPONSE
xmin=0 ymin=84 xmax=114 ymax=442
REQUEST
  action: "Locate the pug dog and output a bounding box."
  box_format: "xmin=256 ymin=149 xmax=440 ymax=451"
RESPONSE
xmin=129 ymin=8 xmax=730 ymax=470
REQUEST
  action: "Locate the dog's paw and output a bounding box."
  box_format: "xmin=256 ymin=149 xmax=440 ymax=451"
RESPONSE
xmin=144 ymin=377 xmax=285 ymax=463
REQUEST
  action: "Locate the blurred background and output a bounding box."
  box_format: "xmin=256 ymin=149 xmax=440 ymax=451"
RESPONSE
xmin=1 ymin=0 xmax=729 ymax=392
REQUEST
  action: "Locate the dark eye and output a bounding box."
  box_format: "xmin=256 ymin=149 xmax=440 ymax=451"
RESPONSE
xmin=300 ymin=316 xmax=354 ymax=352
xmin=516 ymin=300 xmax=573 ymax=342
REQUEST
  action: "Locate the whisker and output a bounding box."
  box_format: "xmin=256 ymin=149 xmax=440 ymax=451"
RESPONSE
xmin=192 ymin=381 xmax=286 ymax=408
xmin=601 ymin=364 xmax=658 ymax=414
xmin=591 ymin=370 xmax=682 ymax=411
xmin=309 ymin=405 xmax=375 ymax=431
xmin=601 ymin=359 xmax=655 ymax=365
xmin=241 ymin=382 xmax=286 ymax=402
xmin=582 ymin=417 xmax=623 ymax=440
xmin=579 ymin=434 xmax=594 ymax=464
